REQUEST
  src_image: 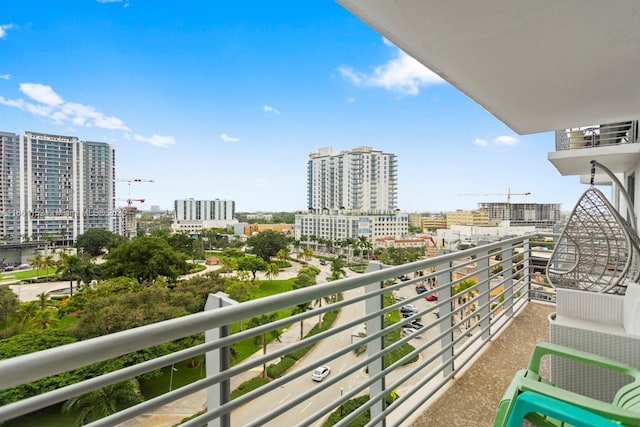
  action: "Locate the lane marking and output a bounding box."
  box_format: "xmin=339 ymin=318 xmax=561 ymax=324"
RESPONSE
xmin=301 ymin=401 xmax=313 ymax=413
xmin=278 ymin=393 xmax=291 ymax=404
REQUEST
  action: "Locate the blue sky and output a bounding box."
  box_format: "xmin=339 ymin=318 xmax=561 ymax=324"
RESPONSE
xmin=0 ymin=1 xmax=586 ymax=213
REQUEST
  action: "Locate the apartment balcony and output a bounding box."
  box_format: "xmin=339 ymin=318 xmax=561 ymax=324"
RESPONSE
xmin=1 ymin=236 xmax=563 ymax=426
xmin=549 ymin=121 xmax=640 ymax=177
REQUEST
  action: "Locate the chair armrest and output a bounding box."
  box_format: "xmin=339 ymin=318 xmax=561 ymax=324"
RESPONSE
xmin=518 ymin=376 xmax=640 ymax=425
xmin=527 ymin=342 xmax=640 ymax=382
xmin=505 ymin=391 xmax=619 ymax=427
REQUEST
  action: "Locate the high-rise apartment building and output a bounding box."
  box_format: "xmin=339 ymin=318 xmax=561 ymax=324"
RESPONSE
xmin=0 ymin=131 xmax=115 ymax=245
xmin=307 ymin=146 xmax=397 ymax=214
xmin=296 ymin=146 xmax=407 ymax=242
xmin=173 ymin=198 xmax=238 ymax=233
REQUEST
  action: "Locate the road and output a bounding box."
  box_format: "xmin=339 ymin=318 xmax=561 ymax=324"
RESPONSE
xmin=231 ymin=269 xmax=443 ymax=427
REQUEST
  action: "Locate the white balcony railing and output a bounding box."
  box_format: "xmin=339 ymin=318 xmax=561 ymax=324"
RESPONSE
xmin=556 ymin=121 xmax=638 ymax=151
xmin=0 ymin=234 xmax=555 ymax=426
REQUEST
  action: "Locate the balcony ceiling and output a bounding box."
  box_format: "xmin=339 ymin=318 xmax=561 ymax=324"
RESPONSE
xmin=338 ymin=0 xmax=640 ymax=135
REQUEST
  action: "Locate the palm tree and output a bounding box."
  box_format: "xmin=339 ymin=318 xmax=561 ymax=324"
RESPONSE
xmin=265 ymin=262 xmax=280 ymax=281
xmin=30 ymin=308 xmax=59 ymax=330
xmin=41 ymin=254 xmax=55 ymax=278
xmin=329 ymin=257 xmax=347 ymax=281
xmin=36 ymin=292 xmax=50 ymax=310
xmin=16 ymin=301 xmax=38 ymax=328
xmin=276 ymin=248 xmax=289 ymax=267
xmin=247 ymin=313 xmax=281 ymax=379
xmin=29 ymin=254 xmax=44 ymax=282
xmin=302 ymin=246 xmax=314 ymax=262
xmin=291 ymin=301 xmax=312 ymax=340
xmin=62 ymin=379 xmax=144 ymax=425
xmin=57 ymin=253 xmax=84 ymax=296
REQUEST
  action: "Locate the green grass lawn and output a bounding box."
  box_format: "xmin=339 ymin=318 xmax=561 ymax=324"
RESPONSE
xmin=2 ymin=403 xmax=76 ymax=427
xmin=0 ymin=269 xmax=58 ymax=282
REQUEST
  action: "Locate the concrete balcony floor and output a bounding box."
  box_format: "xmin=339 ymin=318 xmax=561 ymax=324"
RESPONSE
xmin=409 ymin=302 xmax=555 ymax=427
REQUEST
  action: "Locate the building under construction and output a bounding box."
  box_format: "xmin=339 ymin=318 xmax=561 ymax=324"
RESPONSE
xmin=477 ymin=202 xmax=561 ymax=228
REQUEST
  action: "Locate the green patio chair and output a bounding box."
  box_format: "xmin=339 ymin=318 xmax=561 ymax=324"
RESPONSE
xmin=494 ymin=342 xmax=640 ymax=427
xmin=504 ymin=391 xmax=619 ymax=427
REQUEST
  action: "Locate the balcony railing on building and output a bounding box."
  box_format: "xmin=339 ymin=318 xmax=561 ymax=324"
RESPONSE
xmin=556 ymin=120 xmax=639 ymax=151
xmin=0 ymin=235 xmax=556 ymax=427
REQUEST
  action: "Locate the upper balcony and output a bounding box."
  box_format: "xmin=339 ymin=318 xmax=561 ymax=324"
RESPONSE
xmin=549 ymin=121 xmax=640 ymax=177
xmin=0 ymin=235 xmax=560 ymax=427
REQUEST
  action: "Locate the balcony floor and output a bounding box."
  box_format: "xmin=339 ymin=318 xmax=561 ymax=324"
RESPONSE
xmin=409 ymin=302 xmax=555 ymax=427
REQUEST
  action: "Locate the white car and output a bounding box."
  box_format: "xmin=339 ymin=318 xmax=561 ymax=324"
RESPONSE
xmin=402 ymin=327 xmax=422 ymax=338
xmin=311 ymin=365 xmax=331 ymax=382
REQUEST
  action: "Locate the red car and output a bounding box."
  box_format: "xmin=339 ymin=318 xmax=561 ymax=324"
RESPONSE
xmin=425 ymin=294 xmax=438 ymax=301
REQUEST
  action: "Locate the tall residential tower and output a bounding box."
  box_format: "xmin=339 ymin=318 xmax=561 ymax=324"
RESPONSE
xmin=296 ymin=146 xmax=407 ymax=243
xmin=0 ymin=131 xmax=115 ymax=245
xmin=307 ymin=146 xmax=398 ymax=214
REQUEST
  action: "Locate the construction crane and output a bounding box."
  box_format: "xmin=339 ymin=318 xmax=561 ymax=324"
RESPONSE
xmin=116 ymin=178 xmax=154 ymax=198
xmin=460 ymin=188 xmax=531 ymax=204
xmin=460 ymin=188 xmax=531 ymax=223
xmin=116 ymin=198 xmax=146 ymax=208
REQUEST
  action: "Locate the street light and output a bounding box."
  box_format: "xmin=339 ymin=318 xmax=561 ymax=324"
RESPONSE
xmin=340 ymin=387 xmax=344 ymax=417
xmin=168 ymin=363 xmax=179 ymax=392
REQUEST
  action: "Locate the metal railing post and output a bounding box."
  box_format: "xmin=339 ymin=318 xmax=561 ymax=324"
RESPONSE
xmin=436 ymin=260 xmax=454 ymax=377
xmin=500 ymin=246 xmax=514 ymax=316
xmin=476 ymin=247 xmax=490 ymax=340
xmin=205 ymin=292 xmax=237 ymax=427
xmin=364 ymin=261 xmax=387 ymax=427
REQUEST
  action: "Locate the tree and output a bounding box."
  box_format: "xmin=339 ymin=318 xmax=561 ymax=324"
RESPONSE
xmin=0 ymin=286 xmax=19 ymax=329
xmin=29 ymin=254 xmax=43 ymax=281
xmin=246 ymin=230 xmax=290 ymax=262
xmin=291 ymin=301 xmax=312 ymax=340
xmin=302 ymin=246 xmax=314 ymax=262
xmin=41 ymin=254 xmax=55 ymax=278
xmin=102 ymin=236 xmax=189 ymax=283
xmin=329 ymin=257 xmax=347 ymax=281
xmin=165 ymin=232 xmax=195 ymax=257
xmin=237 ymin=256 xmax=267 ymax=281
xmin=265 ymin=262 xmax=280 ymax=281
xmin=76 ymin=228 xmax=125 ymax=257
xmin=247 ymin=313 xmax=281 ymax=379
xmin=57 ymin=253 xmax=86 ymax=296
xmin=62 ymin=379 xmax=144 ymax=425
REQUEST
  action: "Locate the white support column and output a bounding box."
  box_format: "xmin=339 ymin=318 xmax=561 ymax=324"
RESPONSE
xmin=436 ymin=260 xmax=454 ymax=377
xmin=205 ymin=292 xmax=237 ymax=427
xmin=364 ymin=261 xmax=387 ymax=427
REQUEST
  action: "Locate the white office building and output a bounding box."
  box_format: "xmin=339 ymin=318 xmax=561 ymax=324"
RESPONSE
xmin=173 ymin=198 xmax=238 ymax=233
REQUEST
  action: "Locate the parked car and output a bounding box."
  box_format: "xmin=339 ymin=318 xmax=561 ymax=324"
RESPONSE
xmin=319 ymin=259 xmax=327 ymax=265
xmin=410 ymin=320 xmax=424 ymax=329
xmin=401 ymin=304 xmax=417 ymax=311
xmin=311 ymin=365 xmax=331 ymax=382
xmin=401 ymin=312 xmax=421 ymax=322
xmin=415 ymin=285 xmax=427 ymax=294
xmin=402 ymin=327 xmax=422 ymax=338
xmin=396 ymin=296 xmax=408 ymax=302
xmin=425 ymin=294 xmax=438 ymax=301
xmin=434 ymin=309 xmax=440 ymax=318
xmin=400 ymin=275 xmax=411 ymax=282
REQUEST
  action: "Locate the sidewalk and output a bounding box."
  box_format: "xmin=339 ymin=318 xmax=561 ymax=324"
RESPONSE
xmin=117 ymin=309 xmax=321 ymax=427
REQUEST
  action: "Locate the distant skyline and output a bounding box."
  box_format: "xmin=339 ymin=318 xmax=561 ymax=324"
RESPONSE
xmin=1 ymin=1 xmax=588 ymax=213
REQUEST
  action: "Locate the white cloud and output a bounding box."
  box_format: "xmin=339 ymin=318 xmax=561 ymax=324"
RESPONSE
xmin=0 ymin=82 xmax=176 ymax=147
xmin=338 ymin=40 xmax=444 ymax=96
xmin=346 ymin=97 xmax=356 ymax=104
xmin=134 ymin=134 xmax=176 ymax=148
xmin=474 ymin=138 xmax=488 ymax=147
xmin=0 ymin=24 xmax=14 ymax=39
xmin=0 ymin=74 xmax=10 ymax=80
xmin=20 ymin=83 xmax=64 ymax=106
xmin=263 ymin=105 xmax=280 ymax=116
xmin=494 ymin=136 xmax=519 ymax=145
xmin=220 ymin=133 xmax=239 ymax=142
